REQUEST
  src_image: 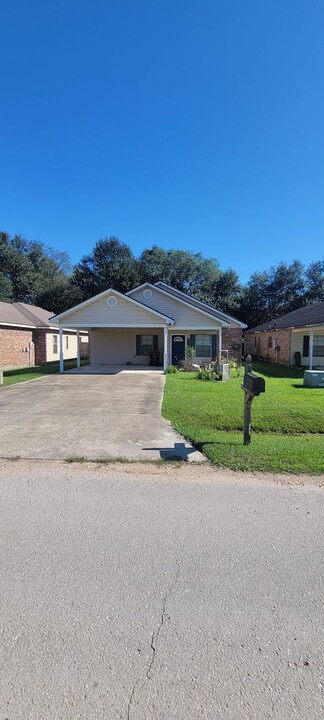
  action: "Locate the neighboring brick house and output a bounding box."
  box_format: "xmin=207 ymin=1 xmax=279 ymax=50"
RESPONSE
xmin=0 ymin=301 xmax=88 ymax=370
xmin=244 ymin=303 xmax=324 ymax=369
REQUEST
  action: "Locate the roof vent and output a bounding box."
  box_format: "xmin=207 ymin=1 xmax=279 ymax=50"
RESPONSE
xmin=143 ymin=289 xmax=152 ymax=299
xmin=107 ymin=296 xmax=118 ymax=307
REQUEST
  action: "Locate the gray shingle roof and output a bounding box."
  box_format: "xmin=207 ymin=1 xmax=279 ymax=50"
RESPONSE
xmin=0 ymin=301 xmax=56 ymax=328
xmin=245 ymin=302 xmax=324 ymax=334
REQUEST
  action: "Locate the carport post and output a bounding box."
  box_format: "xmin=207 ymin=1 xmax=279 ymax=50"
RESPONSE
xmin=218 ymin=327 xmax=222 ymax=359
xmin=59 ymin=326 xmax=64 ymax=373
xmin=309 ymin=331 xmax=314 ymax=370
xmin=76 ymin=329 xmax=80 ymax=368
xmin=163 ymin=326 xmax=168 ymax=372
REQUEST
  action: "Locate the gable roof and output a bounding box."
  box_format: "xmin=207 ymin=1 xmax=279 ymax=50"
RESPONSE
xmin=154 ymin=282 xmax=246 ymax=328
xmin=127 ymin=282 xmax=229 ymax=326
xmin=50 ymin=288 xmax=175 ymax=325
xmin=0 ymin=301 xmax=55 ymax=328
xmin=245 ymin=302 xmax=324 ymax=334
xmin=128 ymin=281 xmax=246 ymax=328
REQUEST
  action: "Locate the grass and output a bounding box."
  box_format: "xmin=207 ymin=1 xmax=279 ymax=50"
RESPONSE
xmin=162 ymin=363 xmax=324 ymax=474
xmin=65 ymin=455 xmax=186 ymax=466
xmin=1 ymin=359 xmax=88 ymax=386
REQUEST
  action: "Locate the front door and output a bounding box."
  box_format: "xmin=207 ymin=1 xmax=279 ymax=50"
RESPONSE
xmin=172 ymin=335 xmax=186 ymax=365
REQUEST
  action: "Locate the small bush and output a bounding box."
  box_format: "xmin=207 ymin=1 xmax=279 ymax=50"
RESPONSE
xmin=196 ymin=369 xmax=220 ymax=381
xmin=166 ymin=364 xmax=178 ymax=374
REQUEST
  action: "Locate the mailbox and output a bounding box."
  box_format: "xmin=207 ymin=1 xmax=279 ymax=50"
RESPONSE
xmin=243 ymin=372 xmax=265 ymax=396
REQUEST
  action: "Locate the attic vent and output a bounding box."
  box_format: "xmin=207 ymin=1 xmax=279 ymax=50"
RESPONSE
xmin=143 ymin=289 xmax=152 ymax=299
xmin=107 ymin=296 xmax=118 ymax=307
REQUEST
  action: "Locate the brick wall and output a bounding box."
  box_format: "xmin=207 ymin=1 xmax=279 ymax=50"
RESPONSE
xmin=0 ymin=326 xmax=35 ymax=370
xmin=222 ymin=328 xmax=243 ymax=362
xmin=244 ymin=329 xmax=291 ymax=365
xmin=33 ymin=329 xmax=47 ymax=365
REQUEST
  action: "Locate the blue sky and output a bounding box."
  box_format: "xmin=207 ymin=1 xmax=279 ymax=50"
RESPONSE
xmin=1 ymin=0 xmax=323 ymax=283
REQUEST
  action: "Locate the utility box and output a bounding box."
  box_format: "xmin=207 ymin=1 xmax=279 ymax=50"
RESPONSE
xmin=243 ymin=372 xmax=265 ymax=396
xmin=304 ymin=370 xmax=324 ymax=388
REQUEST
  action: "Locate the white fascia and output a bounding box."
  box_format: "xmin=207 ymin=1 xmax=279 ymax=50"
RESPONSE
xmin=0 ymin=321 xmax=35 ymax=329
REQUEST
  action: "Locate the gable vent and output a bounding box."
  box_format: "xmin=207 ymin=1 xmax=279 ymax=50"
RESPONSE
xmin=107 ymin=296 xmax=118 ymax=307
xmin=143 ymin=289 xmax=152 ymax=299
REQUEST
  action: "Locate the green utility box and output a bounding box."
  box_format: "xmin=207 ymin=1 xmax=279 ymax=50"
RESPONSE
xmin=303 ymin=370 xmax=324 ymax=388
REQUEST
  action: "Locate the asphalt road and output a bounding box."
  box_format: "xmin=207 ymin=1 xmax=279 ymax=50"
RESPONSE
xmin=0 ymin=459 xmax=323 ymax=720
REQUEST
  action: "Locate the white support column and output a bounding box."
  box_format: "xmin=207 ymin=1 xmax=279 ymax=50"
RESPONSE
xmin=59 ymin=326 xmax=64 ymax=373
xmin=309 ymin=331 xmax=314 ymax=370
xmin=218 ymin=327 xmax=222 ymax=359
xmin=76 ymin=329 xmax=80 ymax=368
xmin=163 ymin=326 xmax=168 ymax=373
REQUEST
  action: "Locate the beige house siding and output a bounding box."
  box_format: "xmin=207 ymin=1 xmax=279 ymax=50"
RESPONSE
xmin=46 ymin=331 xmax=79 ymax=362
xmin=129 ymin=288 xmax=222 ymax=329
xmin=90 ymin=328 xmax=164 ymax=365
xmin=61 ymin=293 xmax=167 ymax=326
xmin=290 ymin=328 xmax=324 ymax=368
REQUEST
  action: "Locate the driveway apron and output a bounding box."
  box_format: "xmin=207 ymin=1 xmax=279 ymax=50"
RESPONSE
xmin=0 ymin=372 xmax=203 ymax=461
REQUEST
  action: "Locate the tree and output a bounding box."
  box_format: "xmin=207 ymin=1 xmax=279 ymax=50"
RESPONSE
xmin=72 ymin=237 xmax=139 ymax=299
xmin=304 ymin=260 xmax=324 ymax=303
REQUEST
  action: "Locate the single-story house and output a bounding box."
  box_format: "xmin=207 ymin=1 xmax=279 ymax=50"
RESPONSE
xmin=50 ymin=281 xmax=246 ymax=372
xmin=0 ymin=301 xmax=88 ymax=370
xmin=244 ymin=302 xmax=324 ymax=369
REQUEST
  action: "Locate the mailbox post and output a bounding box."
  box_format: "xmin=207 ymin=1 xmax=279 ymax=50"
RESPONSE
xmin=242 ymin=355 xmax=265 ymax=445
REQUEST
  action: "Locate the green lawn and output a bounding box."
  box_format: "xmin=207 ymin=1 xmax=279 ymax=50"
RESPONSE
xmin=162 ymin=363 xmax=324 ymax=474
xmin=1 ymin=359 xmax=88 ymax=386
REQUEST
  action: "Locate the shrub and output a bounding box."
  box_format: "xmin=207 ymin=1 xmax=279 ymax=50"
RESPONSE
xmin=166 ymin=364 xmax=178 ymax=374
xmin=196 ymin=369 xmax=220 ymax=381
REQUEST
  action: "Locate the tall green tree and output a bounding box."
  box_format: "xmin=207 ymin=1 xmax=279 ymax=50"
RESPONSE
xmin=304 ymin=260 xmax=324 ymax=303
xmin=72 ymin=237 xmax=139 ymax=299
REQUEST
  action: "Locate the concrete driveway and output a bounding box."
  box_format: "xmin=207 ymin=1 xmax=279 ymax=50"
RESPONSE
xmin=0 ymin=370 xmax=203 ymax=461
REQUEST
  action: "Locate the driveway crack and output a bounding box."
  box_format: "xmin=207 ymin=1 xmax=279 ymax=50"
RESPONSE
xmin=126 ymin=558 xmax=180 ymax=719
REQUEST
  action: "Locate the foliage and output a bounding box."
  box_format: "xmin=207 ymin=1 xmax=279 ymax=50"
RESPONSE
xmin=1 ymin=228 xmax=323 ymax=329
xmin=162 ymin=363 xmax=324 ymax=474
xmin=72 ymin=236 xmax=139 ymax=299
xmin=179 ymin=345 xmax=197 ymax=371
xmin=0 ymin=231 xmax=71 ymax=311
xmin=166 ymin=364 xmax=178 ymax=373
xmin=196 ymin=369 xmax=220 ymax=381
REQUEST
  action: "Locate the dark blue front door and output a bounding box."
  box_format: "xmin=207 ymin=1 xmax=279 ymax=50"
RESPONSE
xmin=172 ymin=335 xmax=186 ymax=365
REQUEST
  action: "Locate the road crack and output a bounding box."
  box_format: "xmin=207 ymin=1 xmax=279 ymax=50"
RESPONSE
xmin=126 ymin=559 xmax=180 ymax=719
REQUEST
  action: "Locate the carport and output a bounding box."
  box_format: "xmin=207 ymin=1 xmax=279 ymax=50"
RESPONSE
xmin=50 ymin=289 xmax=175 ymax=373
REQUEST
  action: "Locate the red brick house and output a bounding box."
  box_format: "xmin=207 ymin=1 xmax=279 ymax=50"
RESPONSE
xmin=244 ymin=303 xmax=324 ymax=369
xmin=0 ymin=301 xmax=88 ymax=370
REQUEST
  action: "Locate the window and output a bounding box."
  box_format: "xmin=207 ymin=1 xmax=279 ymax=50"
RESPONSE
xmin=314 ymin=336 xmax=324 ymax=357
xmin=53 ymin=335 xmax=58 ymax=354
xmin=136 ymin=335 xmax=158 ymax=355
xmin=66 ymin=336 xmax=69 ymax=350
xmin=303 ymin=335 xmax=309 ymax=357
xmin=303 ymin=335 xmax=324 ymax=357
xmin=195 ymin=334 xmax=212 ymax=357
xmin=268 ymin=336 xmax=272 ymax=349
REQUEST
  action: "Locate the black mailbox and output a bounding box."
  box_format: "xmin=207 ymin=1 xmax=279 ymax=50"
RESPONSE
xmin=243 ymin=372 xmax=265 ymax=396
